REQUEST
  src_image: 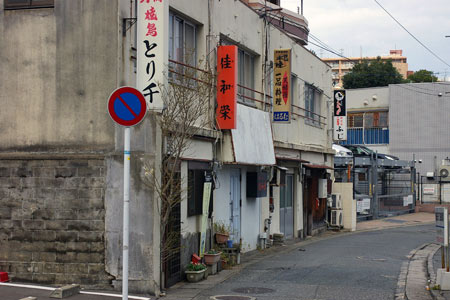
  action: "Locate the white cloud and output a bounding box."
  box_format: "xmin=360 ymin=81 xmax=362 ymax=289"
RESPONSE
xmin=281 ymin=0 xmax=450 ymax=75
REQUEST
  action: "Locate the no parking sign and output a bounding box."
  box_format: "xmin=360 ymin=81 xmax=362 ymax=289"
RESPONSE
xmin=107 ymin=86 xmax=147 ymax=300
xmin=108 ymin=86 xmax=147 ymax=127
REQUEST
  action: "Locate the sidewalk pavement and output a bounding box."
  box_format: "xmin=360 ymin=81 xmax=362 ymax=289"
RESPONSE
xmin=0 ymin=212 xmax=436 ymax=300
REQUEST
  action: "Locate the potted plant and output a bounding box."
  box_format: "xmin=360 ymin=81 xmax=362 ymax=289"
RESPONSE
xmin=185 ymin=262 xmax=206 ymax=283
xmin=204 ymin=249 xmax=222 ymax=265
xmin=214 ymin=222 xmax=230 ymax=244
xmin=220 ymin=252 xmax=230 ymax=269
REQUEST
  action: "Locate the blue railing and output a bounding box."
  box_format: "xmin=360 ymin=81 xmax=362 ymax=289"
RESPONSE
xmin=340 ymin=128 xmax=389 ymax=145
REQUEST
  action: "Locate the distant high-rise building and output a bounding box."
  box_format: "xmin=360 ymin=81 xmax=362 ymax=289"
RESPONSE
xmin=322 ymin=50 xmax=408 ymax=88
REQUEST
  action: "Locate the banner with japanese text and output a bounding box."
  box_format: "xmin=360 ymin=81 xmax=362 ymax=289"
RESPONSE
xmin=199 ymin=182 xmax=212 ymax=257
xmin=273 ymin=49 xmax=291 ymax=123
xmin=333 ymin=90 xmax=347 ymax=141
xmin=137 ymin=0 xmax=168 ymax=110
xmin=216 ymin=45 xmax=237 ymax=129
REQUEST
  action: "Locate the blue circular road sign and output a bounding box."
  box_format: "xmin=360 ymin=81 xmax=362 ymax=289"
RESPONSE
xmin=108 ymin=86 xmax=147 ymax=127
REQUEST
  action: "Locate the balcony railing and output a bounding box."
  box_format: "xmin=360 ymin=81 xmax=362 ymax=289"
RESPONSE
xmin=340 ymin=127 xmax=389 ymax=145
xmin=168 ymin=59 xmax=327 ymax=127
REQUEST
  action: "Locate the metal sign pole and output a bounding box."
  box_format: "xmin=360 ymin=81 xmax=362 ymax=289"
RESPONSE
xmin=123 ymin=127 xmax=131 ymax=300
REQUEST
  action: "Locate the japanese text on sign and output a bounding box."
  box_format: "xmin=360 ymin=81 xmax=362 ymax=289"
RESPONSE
xmin=273 ymin=49 xmax=291 ymax=123
xmin=216 ymin=46 xmax=237 ymax=129
xmin=137 ymin=0 xmax=168 ymax=110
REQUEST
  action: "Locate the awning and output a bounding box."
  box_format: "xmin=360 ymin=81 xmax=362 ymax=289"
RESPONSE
xmin=303 ymin=163 xmax=334 ymax=170
xmin=276 ymin=156 xmax=309 ymax=163
xmin=231 ymin=104 xmax=276 ymax=165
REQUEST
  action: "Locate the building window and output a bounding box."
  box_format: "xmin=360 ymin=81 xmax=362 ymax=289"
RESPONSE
xmin=238 ymin=48 xmax=255 ymax=105
xmin=4 ymin=0 xmax=53 ymax=9
xmin=348 ymin=111 xmax=388 ymax=128
xmin=304 ymin=84 xmax=321 ymax=126
xmin=169 ymin=12 xmax=196 ymax=66
xmin=187 ymin=162 xmax=212 ymax=217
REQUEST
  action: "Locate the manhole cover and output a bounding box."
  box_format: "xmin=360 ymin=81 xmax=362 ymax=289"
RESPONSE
xmin=232 ymin=287 xmax=275 ymax=294
xmin=211 ymin=296 xmax=255 ymax=300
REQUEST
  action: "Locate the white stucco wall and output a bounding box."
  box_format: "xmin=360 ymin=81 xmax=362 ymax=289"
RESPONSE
xmin=346 ymin=87 xmax=389 ymax=112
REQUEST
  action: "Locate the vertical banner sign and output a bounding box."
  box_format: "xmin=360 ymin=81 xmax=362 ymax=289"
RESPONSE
xmin=216 ymin=45 xmax=237 ymax=129
xmin=273 ymin=49 xmax=291 ymax=123
xmin=333 ymin=89 xmax=347 ymax=141
xmin=137 ymin=0 xmax=168 ymax=110
xmin=436 ymin=207 xmax=448 ymax=246
xmin=199 ymin=181 xmax=212 ymax=257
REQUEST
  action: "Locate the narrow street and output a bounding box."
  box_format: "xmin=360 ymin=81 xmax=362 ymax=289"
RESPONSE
xmin=193 ymin=224 xmax=435 ymax=300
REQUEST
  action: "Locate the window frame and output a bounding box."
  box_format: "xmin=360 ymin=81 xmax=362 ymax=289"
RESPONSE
xmin=304 ymin=83 xmax=322 ymax=127
xmin=169 ymin=11 xmax=197 ymax=67
xmin=4 ymin=0 xmax=54 ymax=10
xmin=237 ymin=48 xmax=255 ymax=105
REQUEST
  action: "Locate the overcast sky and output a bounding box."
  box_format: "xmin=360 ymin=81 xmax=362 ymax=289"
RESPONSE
xmin=281 ymin=0 xmax=450 ymax=80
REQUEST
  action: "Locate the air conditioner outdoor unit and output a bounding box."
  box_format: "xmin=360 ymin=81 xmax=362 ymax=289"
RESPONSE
xmin=440 ymin=166 xmax=450 ymax=182
xmin=330 ymin=210 xmax=343 ymax=227
xmin=329 ymin=193 xmax=342 ymax=209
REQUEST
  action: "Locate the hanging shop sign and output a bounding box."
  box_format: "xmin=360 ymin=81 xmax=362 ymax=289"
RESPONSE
xmin=273 ymin=49 xmax=291 ymax=123
xmin=216 ymin=45 xmax=238 ymax=129
xmin=333 ymin=89 xmax=347 ymax=141
xmin=137 ymin=0 xmax=168 ymax=110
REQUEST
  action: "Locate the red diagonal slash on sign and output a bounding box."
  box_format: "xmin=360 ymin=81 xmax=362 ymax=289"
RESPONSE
xmin=117 ymin=95 xmax=138 ymax=118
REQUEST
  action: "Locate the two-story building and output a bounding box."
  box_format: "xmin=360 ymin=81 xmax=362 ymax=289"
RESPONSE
xmin=0 ymin=0 xmax=333 ymax=295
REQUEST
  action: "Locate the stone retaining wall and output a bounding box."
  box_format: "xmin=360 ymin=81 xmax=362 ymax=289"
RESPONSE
xmin=0 ymin=157 xmax=113 ymax=287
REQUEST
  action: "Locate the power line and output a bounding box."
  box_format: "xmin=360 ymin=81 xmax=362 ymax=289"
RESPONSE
xmin=393 ymin=84 xmax=450 ymax=97
xmin=373 ymin=0 xmax=450 ymax=69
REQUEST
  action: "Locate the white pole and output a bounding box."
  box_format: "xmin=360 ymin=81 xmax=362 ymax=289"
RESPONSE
xmin=123 ymin=127 xmax=131 ymax=300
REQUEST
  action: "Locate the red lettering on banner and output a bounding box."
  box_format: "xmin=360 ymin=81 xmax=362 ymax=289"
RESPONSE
xmin=216 ymin=46 xmax=237 ymax=129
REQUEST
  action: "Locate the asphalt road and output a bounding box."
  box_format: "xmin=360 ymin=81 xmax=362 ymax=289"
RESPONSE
xmin=194 ymin=224 xmax=435 ymax=300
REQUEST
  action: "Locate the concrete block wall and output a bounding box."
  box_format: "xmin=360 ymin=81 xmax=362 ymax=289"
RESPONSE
xmin=0 ymin=156 xmax=113 ymax=287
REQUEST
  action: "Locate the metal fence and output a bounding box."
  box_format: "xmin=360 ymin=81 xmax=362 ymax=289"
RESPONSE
xmin=419 ymin=176 xmax=450 ymax=204
xmin=340 ymin=128 xmax=389 ymax=145
xmin=335 ymin=156 xmax=415 ymax=219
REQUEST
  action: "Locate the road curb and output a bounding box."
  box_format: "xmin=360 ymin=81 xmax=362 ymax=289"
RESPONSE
xmin=396 ymin=242 xmax=440 ymax=300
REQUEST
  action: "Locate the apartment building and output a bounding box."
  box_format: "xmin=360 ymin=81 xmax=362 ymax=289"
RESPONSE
xmin=323 ymin=49 xmax=408 ymax=88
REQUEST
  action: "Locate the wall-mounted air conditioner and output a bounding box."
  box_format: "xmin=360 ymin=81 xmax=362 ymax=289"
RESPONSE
xmin=440 ymin=166 xmax=450 ymax=182
xmin=330 ymin=210 xmax=343 ymax=227
xmin=329 ymin=193 xmax=342 ymax=209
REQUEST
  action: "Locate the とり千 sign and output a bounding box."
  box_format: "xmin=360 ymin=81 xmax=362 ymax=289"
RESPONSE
xmin=136 ymin=0 xmax=168 ymax=110
xmin=273 ymin=49 xmax=291 ymax=123
xmin=216 ymin=45 xmax=237 ymax=129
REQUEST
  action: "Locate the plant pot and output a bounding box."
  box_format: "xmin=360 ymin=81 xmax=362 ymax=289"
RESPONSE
xmin=215 ymin=233 xmax=229 ymax=244
xmin=221 ymin=259 xmax=228 ymax=269
xmin=185 ymin=269 xmax=206 ymax=283
xmin=204 ymin=252 xmax=222 ymax=265
xmin=226 ymin=240 xmax=233 ymax=248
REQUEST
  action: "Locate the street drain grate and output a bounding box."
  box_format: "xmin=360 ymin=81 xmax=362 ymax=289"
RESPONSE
xmin=210 ymin=296 xmax=255 ymax=300
xmin=232 ymin=287 xmax=275 ymax=294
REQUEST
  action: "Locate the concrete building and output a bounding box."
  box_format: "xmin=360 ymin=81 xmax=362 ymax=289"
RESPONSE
xmin=341 ymin=83 xmax=450 ymax=175
xmin=323 ymin=49 xmax=408 ymax=88
xmin=0 ymin=0 xmax=333 ymax=294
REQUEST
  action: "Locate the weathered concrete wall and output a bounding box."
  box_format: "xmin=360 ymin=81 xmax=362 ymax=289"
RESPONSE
xmin=0 ymin=0 xmax=160 ymax=294
xmin=0 ymin=0 xmax=117 ymax=151
xmin=105 ymin=153 xmax=156 ymax=293
xmin=0 ymin=156 xmax=112 ymax=287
